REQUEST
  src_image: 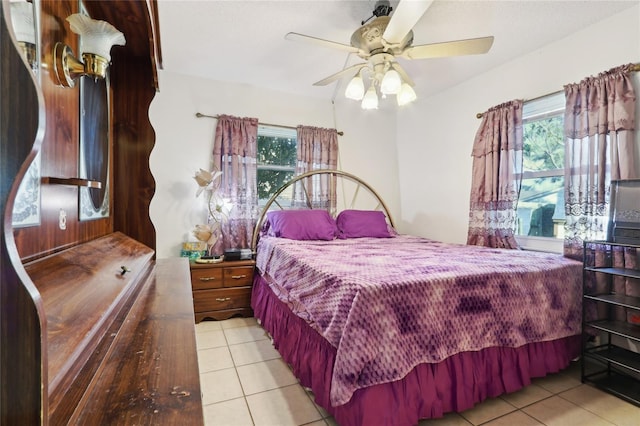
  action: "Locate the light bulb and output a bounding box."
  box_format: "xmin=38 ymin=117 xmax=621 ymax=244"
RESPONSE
xmin=345 ymin=75 xmax=365 ymax=100
xmin=380 ymin=69 xmax=402 ymax=95
xmin=361 ymin=85 xmax=379 ymax=110
xmin=397 ymin=83 xmax=417 ymax=106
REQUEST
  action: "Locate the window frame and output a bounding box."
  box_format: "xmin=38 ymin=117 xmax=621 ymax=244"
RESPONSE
xmin=515 ymin=92 xmax=565 ymax=253
xmin=256 ymin=125 xmax=297 ymax=208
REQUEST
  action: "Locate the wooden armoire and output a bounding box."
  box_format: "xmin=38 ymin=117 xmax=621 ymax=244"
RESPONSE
xmin=1 ymin=0 xmax=203 ymax=423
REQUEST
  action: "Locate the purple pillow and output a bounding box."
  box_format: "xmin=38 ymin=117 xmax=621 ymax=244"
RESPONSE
xmin=266 ymin=210 xmax=338 ymax=241
xmin=336 ymin=210 xmax=393 ymax=238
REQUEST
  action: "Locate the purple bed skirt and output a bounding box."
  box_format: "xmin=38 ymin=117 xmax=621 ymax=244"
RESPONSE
xmin=251 ymin=275 xmax=581 ymax=426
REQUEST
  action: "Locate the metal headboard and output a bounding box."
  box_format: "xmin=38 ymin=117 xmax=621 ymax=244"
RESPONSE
xmin=251 ymin=169 xmax=395 ymax=252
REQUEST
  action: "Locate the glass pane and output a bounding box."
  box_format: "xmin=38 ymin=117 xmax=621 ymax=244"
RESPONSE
xmin=257 ymin=169 xmax=294 ymax=205
xmin=257 ymin=135 xmax=296 ymax=167
xmin=79 ymin=77 xmax=110 ymax=220
xmin=516 ymin=176 xmax=565 ymax=238
xmin=522 ymin=115 xmax=564 ymax=173
xmin=257 ymin=128 xmax=297 ymax=206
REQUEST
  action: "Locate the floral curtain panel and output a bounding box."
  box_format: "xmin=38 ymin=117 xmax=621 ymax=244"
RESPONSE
xmin=563 ymin=63 xmax=637 ymax=259
xmin=293 ymin=125 xmax=339 ymax=210
xmin=212 ymin=114 xmax=259 ymax=253
xmin=467 ymin=100 xmax=523 ymax=249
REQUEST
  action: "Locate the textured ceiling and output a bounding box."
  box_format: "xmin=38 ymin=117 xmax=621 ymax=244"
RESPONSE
xmin=157 ymin=0 xmax=638 ymax=101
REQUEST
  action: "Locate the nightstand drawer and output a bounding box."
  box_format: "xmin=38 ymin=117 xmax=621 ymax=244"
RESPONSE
xmin=193 ymin=288 xmax=251 ymax=312
xmin=223 ymin=266 xmax=254 ymax=287
xmin=191 ymin=268 xmax=224 ymax=290
xmin=189 ymin=259 xmax=255 ymax=322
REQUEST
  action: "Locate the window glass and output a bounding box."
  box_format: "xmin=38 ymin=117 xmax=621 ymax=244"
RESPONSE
xmin=257 ymin=126 xmax=297 ymax=207
xmin=516 ymin=92 xmax=565 ymax=241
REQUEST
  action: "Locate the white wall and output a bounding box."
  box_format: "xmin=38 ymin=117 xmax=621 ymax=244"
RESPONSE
xmin=149 ymin=72 xmax=399 ymax=258
xmin=150 ymin=7 xmax=640 ymax=258
xmin=396 ymin=6 xmax=640 ymax=244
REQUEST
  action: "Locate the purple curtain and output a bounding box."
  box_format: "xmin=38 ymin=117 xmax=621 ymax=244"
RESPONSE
xmin=293 ymin=125 xmax=339 ymax=210
xmin=563 ymin=64 xmax=637 ymax=259
xmin=212 ymin=115 xmax=258 ymax=253
xmin=467 ymin=100 xmax=523 ymax=248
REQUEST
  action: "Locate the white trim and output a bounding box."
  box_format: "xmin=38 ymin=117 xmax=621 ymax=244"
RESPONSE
xmin=258 ymin=125 xmax=296 ymax=139
xmin=515 ymin=235 xmax=563 ymax=254
xmin=521 ymin=169 xmax=563 ymax=179
xmin=257 ymin=164 xmax=295 ymax=172
xmin=522 ymin=92 xmax=565 ymax=121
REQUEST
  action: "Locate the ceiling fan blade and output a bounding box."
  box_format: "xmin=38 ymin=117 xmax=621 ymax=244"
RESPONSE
xmin=383 ymin=0 xmax=434 ymax=45
xmin=390 ymin=62 xmax=414 ymax=87
xmin=285 ymin=32 xmax=360 ymax=53
xmin=404 ymin=36 xmax=494 ymax=59
xmin=313 ymin=63 xmax=368 ymax=86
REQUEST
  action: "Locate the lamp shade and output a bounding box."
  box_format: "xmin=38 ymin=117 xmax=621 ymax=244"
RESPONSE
xmin=361 ymin=85 xmax=379 ymax=110
xmin=345 ymin=75 xmax=365 ymax=100
xmin=194 ymin=168 xmax=223 ymax=196
xmin=380 ymin=69 xmax=402 ymax=95
xmin=192 ymin=223 xmax=220 ymax=246
xmin=67 ymin=13 xmax=126 ymax=61
xmin=397 ymin=83 xmax=417 ymax=106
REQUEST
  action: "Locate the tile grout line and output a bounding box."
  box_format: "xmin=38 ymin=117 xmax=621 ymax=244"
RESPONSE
xmin=224 ymin=324 xmax=327 ymax=425
xmin=199 ymin=322 xmax=258 ymax=426
xmin=463 ymin=398 xmax=517 ymax=426
xmin=468 ymin=373 xmax=584 ymax=426
xmin=555 ymin=388 xmax=620 ymax=426
xmin=224 ymin=323 xmax=304 ymax=426
xmin=207 ymin=322 xmax=623 ymax=426
xmin=473 ymin=406 xmax=543 ymax=426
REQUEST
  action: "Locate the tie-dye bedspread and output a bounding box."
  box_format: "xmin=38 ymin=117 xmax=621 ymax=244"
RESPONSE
xmin=255 ymin=235 xmax=583 ymax=407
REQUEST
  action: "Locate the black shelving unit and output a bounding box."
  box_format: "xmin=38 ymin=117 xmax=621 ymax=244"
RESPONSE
xmin=582 ymin=240 xmax=640 ymax=407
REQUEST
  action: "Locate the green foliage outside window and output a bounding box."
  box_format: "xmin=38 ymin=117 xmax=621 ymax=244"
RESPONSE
xmin=522 ymin=116 xmax=564 ymax=174
xmin=517 ymin=115 xmax=565 ymax=238
xmin=257 ymin=134 xmax=297 ymax=202
xmin=257 ymin=135 xmax=296 ymax=166
xmin=257 ymin=169 xmax=295 ymax=201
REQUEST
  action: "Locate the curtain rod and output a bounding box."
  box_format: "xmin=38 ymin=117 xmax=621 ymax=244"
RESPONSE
xmin=195 ymin=113 xmax=344 ymax=136
xmin=476 ymin=62 xmax=640 ymax=119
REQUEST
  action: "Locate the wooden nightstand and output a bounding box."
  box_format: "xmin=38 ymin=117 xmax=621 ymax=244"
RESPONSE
xmin=189 ymin=259 xmax=255 ymax=323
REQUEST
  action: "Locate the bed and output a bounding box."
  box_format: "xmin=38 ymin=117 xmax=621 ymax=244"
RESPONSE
xmin=250 ymin=170 xmax=583 ymax=426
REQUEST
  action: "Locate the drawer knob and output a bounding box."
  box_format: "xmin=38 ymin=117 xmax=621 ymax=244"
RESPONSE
xmin=199 ymin=277 xmax=217 ymax=281
xmin=231 ymin=274 xmax=247 ymax=279
xmin=215 ymin=297 xmax=232 ymax=302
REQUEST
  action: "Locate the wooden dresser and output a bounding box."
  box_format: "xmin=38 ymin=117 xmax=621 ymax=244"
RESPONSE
xmin=190 ymin=259 xmax=256 ymax=322
xmin=0 ymin=1 xmax=205 ymax=422
xmin=22 ymin=233 xmax=204 ymax=424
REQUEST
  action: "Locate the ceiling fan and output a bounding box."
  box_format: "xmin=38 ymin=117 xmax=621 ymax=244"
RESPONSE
xmin=285 ymin=0 xmax=494 ymax=108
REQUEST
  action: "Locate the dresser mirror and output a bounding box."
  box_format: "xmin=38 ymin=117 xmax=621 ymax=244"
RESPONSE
xmin=12 ymin=152 xmax=41 ymax=227
xmin=76 ymin=2 xmax=108 ymax=220
xmin=79 ymin=74 xmax=110 ymax=220
xmin=8 ymin=0 xmax=39 ymax=73
xmin=10 ymin=0 xmax=42 ymax=228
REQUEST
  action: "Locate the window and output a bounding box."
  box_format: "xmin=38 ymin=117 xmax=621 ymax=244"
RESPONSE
xmin=515 ymin=92 xmax=565 ymax=252
xmin=257 ymin=125 xmax=297 ymax=206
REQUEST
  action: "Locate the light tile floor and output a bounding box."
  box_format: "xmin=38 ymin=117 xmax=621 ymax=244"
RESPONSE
xmin=196 ymin=318 xmax=640 ymax=426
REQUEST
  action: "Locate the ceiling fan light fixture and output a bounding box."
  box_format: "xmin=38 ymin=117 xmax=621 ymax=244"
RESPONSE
xmin=286 ymin=0 xmax=496 ymax=110
xmin=345 ymin=74 xmax=365 ymax=100
xmin=361 ymin=85 xmax=379 ymax=110
xmin=397 ymin=83 xmax=417 ymax=106
xmin=380 ymin=69 xmax=402 ymax=95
